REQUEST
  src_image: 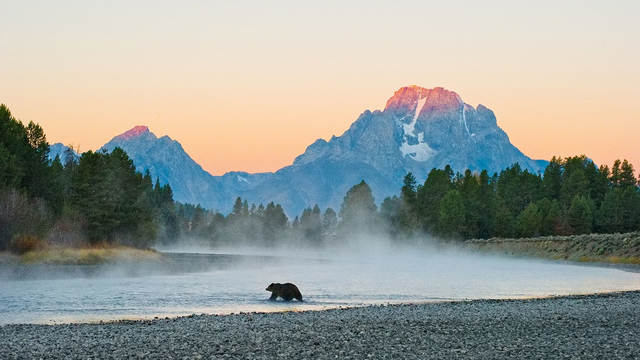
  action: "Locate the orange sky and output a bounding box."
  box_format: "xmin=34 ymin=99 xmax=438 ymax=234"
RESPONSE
xmin=1 ymin=1 xmax=638 ymax=175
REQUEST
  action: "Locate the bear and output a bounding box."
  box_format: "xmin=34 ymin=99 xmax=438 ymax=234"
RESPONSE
xmin=266 ymin=282 xmax=303 ymax=301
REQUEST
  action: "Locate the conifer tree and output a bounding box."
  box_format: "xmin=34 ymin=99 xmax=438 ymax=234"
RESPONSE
xmin=458 ymin=169 xmax=481 ymax=238
xmin=516 ymin=203 xmax=543 ymax=237
xmin=437 ymin=189 xmax=465 ymax=238
xmin=416 ymin=168 xmax=452 ymax=231
xmin=476 ymin=170 xmax=495 ymax=238
xmin=321 ymin=207 xmax=338 ymax=241
xmin=542 ymin=157 xmax=562 ymax=200
xmin=568 ymin=195 xmax=594 ymax=234
xmin=338 ymin=180 xmax=377 ymax=236
xmin=619 ymin=160 xmax=638 ymax=188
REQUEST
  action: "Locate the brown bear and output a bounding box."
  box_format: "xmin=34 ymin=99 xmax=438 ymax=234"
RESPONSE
xmin=266 ymin=282 xmax=303 ymax=301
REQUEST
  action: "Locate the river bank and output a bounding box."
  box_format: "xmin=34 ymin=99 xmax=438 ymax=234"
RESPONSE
xmin=1 ymin=291 xmax=639 ymax=359
xmin=0 ymin=246 xmax=163 ymax=266
xmin=465 ymin=232 xmax=640 ymax=265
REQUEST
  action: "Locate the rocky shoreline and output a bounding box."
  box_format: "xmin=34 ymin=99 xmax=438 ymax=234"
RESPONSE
xmin=2 ymin=291 xmax=639 ymax=359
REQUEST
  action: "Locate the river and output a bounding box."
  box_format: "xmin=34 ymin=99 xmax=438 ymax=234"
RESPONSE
xmin=1 ymin=249 xmax=639 ymax=324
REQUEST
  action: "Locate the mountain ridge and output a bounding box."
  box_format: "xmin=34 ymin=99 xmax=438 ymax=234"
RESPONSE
xmin=58 ymin=85 xmax=548 ymax=215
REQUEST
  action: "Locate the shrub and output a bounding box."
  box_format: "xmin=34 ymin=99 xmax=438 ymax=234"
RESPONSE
xmin=9 ymin=235 xmax=43 ymax=254
xmin=0 ymin=188 xmax=51 ymax=251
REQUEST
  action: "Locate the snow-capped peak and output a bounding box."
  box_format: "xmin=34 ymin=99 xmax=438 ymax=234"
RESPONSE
xmin=384 ymin=86 xmax=461 ymax=114
xmin=116 ymin=125 xmax=151 ymax=140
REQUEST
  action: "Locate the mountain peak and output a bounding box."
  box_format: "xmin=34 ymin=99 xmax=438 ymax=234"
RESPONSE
xmin=384 ymin=86 xmax=462 ymax=114
xmin=96 ymin=84 xmax=547 ymax=216
xmin=116 ymin=125 xmax=151 ymax=140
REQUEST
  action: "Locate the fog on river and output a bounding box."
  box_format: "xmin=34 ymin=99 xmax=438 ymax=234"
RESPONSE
xmin=2 ymin=239 xmax=640 ymax=325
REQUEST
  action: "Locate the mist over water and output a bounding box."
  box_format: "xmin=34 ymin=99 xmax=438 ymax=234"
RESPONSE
xmin=2 ymin=236 xmax=640 ymax=325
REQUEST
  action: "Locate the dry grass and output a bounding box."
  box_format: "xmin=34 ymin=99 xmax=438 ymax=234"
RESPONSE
xmin=18 ymin=246 xmax=163 ymax=265
xmin=601 ymin=256 xmax=640 ymax=265
xmin=466 ymin=232 xmax=640 ymax=265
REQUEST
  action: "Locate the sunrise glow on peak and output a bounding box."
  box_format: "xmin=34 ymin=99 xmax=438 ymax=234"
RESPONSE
xmin=116 ymin=125 xmax=150 ymax=140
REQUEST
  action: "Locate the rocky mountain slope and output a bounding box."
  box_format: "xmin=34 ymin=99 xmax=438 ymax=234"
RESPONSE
xmin=79 ymin=86 xmax=547 ymax=215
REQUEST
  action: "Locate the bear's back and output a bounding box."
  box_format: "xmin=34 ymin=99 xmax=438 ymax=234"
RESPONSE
xmin=281 ymin=283 xmax=302 ymax=301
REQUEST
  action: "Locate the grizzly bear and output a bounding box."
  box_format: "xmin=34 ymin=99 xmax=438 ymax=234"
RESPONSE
xmin=266 ymin=282 xmax=303 ymax=301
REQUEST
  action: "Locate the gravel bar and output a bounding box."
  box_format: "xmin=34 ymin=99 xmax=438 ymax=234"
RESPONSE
xmin=2 ymin=291 xmax=640 ymax=359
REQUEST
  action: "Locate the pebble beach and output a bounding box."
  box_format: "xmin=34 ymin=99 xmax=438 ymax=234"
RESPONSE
xmin=2 ymin=291 xmax=639 ymax=359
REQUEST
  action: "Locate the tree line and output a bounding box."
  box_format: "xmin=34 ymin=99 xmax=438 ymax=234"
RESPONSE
xmin=0 ymin=105 xmax=176 ymax=252
xmin=2 ymin=102 xmax=639 ymax=253
xmin=381 ymin=157 xmax=640 ymax=240
xmin=176 ymin=181 xmax=374 ymax=248
xmin=182 ymin=155 xmax=640 ymax=247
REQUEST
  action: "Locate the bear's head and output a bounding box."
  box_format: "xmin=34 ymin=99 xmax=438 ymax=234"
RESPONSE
xmin=266 ymin=283 xmax=276 ymax=291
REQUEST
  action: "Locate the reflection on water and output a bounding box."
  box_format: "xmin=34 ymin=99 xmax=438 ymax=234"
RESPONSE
xmin=1 ymin=251 xmax=640 ymax=324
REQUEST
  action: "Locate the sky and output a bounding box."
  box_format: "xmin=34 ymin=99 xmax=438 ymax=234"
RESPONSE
xmin=1 ymin=0 xmax=639 ymax=175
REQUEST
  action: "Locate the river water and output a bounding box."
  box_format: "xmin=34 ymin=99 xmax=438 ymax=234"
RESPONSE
xmin=1 ymin=250 xmax=639 ymax=324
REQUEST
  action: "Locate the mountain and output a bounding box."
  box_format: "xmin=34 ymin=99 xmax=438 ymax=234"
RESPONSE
xmin=236 ymin=86 xmax=547 ymax=215
xmin=48 ymin=143 xmax=78 ymax=163
xmin=96 ymin=86 xmax=547 ymax=215
xmin=100 ymin=126 xmax=230 ymax=207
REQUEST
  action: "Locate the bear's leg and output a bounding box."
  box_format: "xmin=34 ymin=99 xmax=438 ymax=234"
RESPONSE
xmin=269 ymin=292 xmax=278 ymax=301
xmin=283 ymin=294 xmax=293 ymax=301
xmin=294 ymin=289 xmax=303 ymax=301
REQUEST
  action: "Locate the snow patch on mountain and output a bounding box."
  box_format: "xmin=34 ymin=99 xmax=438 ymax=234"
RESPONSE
xmin=398 ymin=93 xmax=436 ymax=161
xmin=456 ymin=94 xmax=472 ymax=138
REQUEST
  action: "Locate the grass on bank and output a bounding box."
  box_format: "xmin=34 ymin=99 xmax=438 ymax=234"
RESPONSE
xmin=466 ymin=232 xmax=640 ymax=265
xmin=2 ymin=235 xmax=163 ymax=265
xmin=573 ymin=256 xmax=640 ymax=265
xmin=18 ymin=246 xmax=163 ymax=265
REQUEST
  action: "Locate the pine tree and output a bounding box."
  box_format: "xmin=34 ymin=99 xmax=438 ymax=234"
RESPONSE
xmin=299 ymin=204 xmax=322 ymax=245
xmin=476 ymin=170 xmax=495 ymax=238
xmin=619 ymin=160 xmax=638 ymax=188
xmin=23 ymin=121 xmax=51 ymax=199
xmin=496 ymin=164 xmax=542 ymax=216
xmin=567 ymin=195 xmax=594 ymax=234
xmin=338 ymin=180 xmax=378 ymax=237
xmin=0 ymin=104 xmax=28 ymax=189
xmin=416 ymin=168 xmax=452 ymax=231
xmin=0 ymin=105 xmax=52 ymax=198
xmin=610 ymin=159 xmax=622 ymax=186
xmin=242 ymin=200 xmax=249 ymax=217
xmin=585 ymin=161 xmax=608 ymax=207
xmin=537 ymin=198 xmax=562 ymax=236
xmin=596 ymin=189 xmax=625 ymax=233
xmin=458 ymin=169 xmax=481 ymax=238
xmin=493 ymin=196 xmax=514 ymax=238
xmin=231 ymin=197 xmax=243 ymax=217
xmin=401 ymin=173 xmax=417 ymax=208
xmin=263 ymin=202 xmax=288 ymax=245
xmin=542 ymin=157 xmax=562 ymax=200
xmin=380 ymin=196 xmax=402 ymax=237
xmin=321 ymin=207 xmax=337 ymax=239
xmin=619 ymin=187 xmax=640 ymax=231
xmin=437 ymin=190 xmax=465 ymax=238
xmin=561 ymin=170 xmax=589 ymax=206
xmin=516 ymin=203 xmax=543 ymax=237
